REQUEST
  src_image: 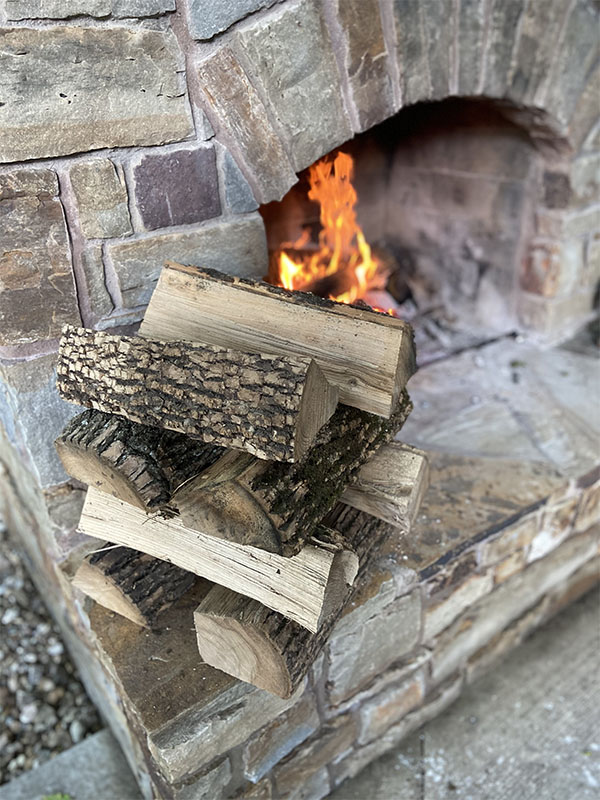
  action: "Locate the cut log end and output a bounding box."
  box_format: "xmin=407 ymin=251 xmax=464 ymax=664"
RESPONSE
xmin=194 ymin=610 xmax=292 ymax=699
xmin=73 ymin=560 xmax=148 ymax=627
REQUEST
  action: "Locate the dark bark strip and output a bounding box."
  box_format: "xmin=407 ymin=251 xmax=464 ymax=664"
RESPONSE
xmin=245 ymin=390 xmax=413 ymax=554
xmin=56 ymin=408 xmax=224 ymax=511
xmin=56 ymin=325 xmax=336 ymax=463
xmin=76 ymin=546 xmax=196 ymax=628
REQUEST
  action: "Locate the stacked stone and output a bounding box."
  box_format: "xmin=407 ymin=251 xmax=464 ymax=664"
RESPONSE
xmin=1 ymin=1 xmax=599 ymax=798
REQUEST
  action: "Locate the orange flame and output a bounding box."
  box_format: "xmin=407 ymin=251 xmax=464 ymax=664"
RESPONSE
xmin=270 ymin=152 xmax=389 ymax=306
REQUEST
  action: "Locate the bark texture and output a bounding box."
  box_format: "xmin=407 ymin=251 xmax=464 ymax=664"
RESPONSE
xmin=57 ymin=325 xmax=334 ymax=462
xmin=194 ymin=504 xmax=395 ymax=697
xmin=245 ymin=390 xmax=413 ymax=555
xmin=78 ymin=546 xmax=196 ymax=628
xmin=56 ymin=408 xmax=224 ymax=510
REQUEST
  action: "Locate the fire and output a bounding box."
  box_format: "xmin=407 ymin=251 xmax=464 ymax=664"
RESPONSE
xmin=268 ymin=152 xmax=389 ymax=307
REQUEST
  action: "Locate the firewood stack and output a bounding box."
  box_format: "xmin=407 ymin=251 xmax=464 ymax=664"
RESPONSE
xmin=54 ymin=262 xmax=428 ymax=698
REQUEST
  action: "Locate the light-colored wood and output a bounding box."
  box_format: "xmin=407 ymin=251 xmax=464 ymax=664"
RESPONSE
xmin=341 ymin=442 xmax=430 ymax=529
xmin=73 ymin=559 xmax=147 ymax=627
xmin=57 ymin=325 xmax=338 ymax=463
xmin=78 ymin=487 xmax=358 ymax=632
xmin=193 ymin=505 xmax=394 ymax=697
xmin=139 ymin=262 xmax=416 ymax=418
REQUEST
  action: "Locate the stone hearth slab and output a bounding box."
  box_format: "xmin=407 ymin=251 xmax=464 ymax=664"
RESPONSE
xmin=69 ymin=336 xmax=599 ymax=797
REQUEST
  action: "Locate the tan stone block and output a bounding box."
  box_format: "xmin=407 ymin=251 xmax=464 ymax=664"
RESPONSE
xmin=424 ymin=571 xmax=494 ymax=641
xmin=242 ymin=693 xmax=320 ymax=782
xmin=528 ymin=495 xmax=580 ymax=563
xmin=238 ymin=779 xmax=273 ymax=800
xmin=432 ymin=529 xmax=598 ymax=683
xmin=574 ymin=484 xmax=600 ymax=534
xmin=70 ymin=159 xmax=132 ymax=239
xmin=466 ymin=597 xmax=550 ymax=684
xmin=494 ymin=550 xmax=526 ymax=584
xmin=357 ymin=670 xmax=425 ymax=745
xmin=480 ymin=513 xmax=540 ymax=565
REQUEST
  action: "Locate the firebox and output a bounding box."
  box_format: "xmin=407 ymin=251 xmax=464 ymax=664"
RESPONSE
xmin=261 ymin=97 xmax=597 ymax=361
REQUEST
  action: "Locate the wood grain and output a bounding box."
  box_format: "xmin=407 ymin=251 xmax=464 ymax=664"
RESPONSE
xmin=139 ymin=262 xmax=416 ymax=418
xmin=78 ymin=487 xmax=359 ymax=632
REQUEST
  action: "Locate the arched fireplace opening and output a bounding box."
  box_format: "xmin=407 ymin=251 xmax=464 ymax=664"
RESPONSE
xmin=260 ymin=96 xmax=590 ymax=360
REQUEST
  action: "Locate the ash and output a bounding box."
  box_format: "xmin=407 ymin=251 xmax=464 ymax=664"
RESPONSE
xmin=0 ymin=523 xmax=101 ymax=785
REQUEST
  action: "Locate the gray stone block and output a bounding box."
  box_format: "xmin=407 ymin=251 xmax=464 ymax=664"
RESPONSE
xmin=327 ymin=584 xmax=422 ymax=705
xmin=5 ymin=0 xmax=174 ymax=18
xmin=0 ymin=354 xmax=77 ymax=488
xmin=422 ymin=0 xmax=453 ymax=99
xmin=70 ymin=159 xmax=132 ymax=239
xmin=392 ymin=0 xmax=431 ymax=105
xmin=567 ymin=63 xmax=600 ymax=150
xmin=482 ymin=0 xmax=526 ymax=97
xmin=149 ymin=682 xmax=305 ymax=783
xmin=544 ymin=0 xmax=600 ymax=126
xmin=80 ymin=244 xmax=115 ymax=321
xmin=197 ymin=47 xmax=297 ymax=203
xmin=187 ymin=0 xmax=278 ymax=39
xmin=457 ymin=0 xmax=487 ymax=95
xmin=235 ymin=0 xmax=353 ymax=172
xmin=223 ymin=152 xmax=258 ymax=214
xmin=508 ymin=0 xmax=571 ymax=106
xmin=171 ymin=759 xmax=231 ymax=800
xmin=332 ymin=0 xmax=396 ymax=131
xmin=132 ymin=147 xmax=221 ymax=230
xmin=242 ymin=693 xmax=320 ymax=782
xmin=107 ymin=213 xmax=268 ymax=308
xmin=0 ymin=169 xmax=80 ymax=346
xmin=0 ymin=27 xmax=192 ymax=163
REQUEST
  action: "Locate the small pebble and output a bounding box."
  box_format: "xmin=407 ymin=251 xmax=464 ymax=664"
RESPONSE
xmin=0 ymin=524 xmax=101 ymax=785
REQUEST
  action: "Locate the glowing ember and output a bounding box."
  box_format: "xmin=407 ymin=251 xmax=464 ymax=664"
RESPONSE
xmin=268 ymin=152 xmax=390 ymax=307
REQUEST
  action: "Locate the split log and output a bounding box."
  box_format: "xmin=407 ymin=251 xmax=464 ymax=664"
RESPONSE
xmin=341 ymin=442 xmax=430 ymax=530
xmin=56 ymin=325 xmax=338 ymax=463
xmin=55 ymin=409 xmax=224 ymax=511
xmin=171 ymin=391 xmax=413 ymax=555
xmin=72 ymin=546 xmax=196 ymax=628
xmin=77 ymin=486 xmax=359 ymax=632
xmin=139 ymin=262 xmax=416 ymax=418
xmin=194 ymin=505 xmax=394 ymax=698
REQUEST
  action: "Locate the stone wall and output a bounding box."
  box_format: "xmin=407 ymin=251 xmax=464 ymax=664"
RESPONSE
xmin=0 ymin=1 xmax=599 ymax=797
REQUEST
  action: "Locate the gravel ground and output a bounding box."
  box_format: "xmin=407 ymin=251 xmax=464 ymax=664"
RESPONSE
xmin=0 ymin=523 xmax=101 ymax=786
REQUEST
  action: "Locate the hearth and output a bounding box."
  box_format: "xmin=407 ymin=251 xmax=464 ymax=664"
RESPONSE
xmin=1 ymin=1 xmax=598 ymax=798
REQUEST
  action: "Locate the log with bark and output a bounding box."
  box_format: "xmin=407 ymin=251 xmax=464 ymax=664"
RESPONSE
xmin=55 ymin=409 xmax=224 ymax=511
xmin=340 ymin=442 xmax=429 ymax=530
xmin=171 ymin=391 xmax=413 ymax=554
xmin=77 ymin=486 xmax=359 ymax=632
xmin=56 ymin=410 xmax=426 ymax=530
xmin=193 ymin=504 xmax=395 ymax=697
xmin=139 ymin=262 xmax=416 ymax=418
xmin=56 ymin=325 xmax=338 ymax=463
xmin=72 ymin=545 xmax=197 ymax=628
xmin=57 ymin=391 xmax=412 ymax=554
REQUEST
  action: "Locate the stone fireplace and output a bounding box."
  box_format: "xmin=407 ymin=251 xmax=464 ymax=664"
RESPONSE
xmin=1 ymin=1 xmax=599 ymax=798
